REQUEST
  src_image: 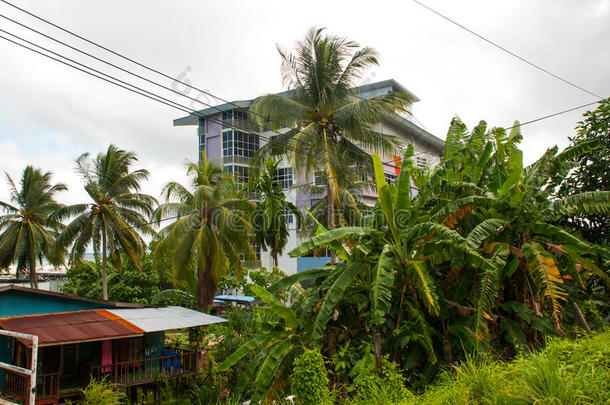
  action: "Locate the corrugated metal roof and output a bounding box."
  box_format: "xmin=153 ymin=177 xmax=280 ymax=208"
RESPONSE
xmin=214 ymin=295 xmax=255 ymax=303
xmin=106 ymin=306 xmax=227 ymax=332
xmin=0 ymin=310 xmax=144 ymax=345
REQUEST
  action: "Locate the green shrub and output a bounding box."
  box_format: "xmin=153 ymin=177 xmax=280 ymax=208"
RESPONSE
xmin=292 ymin=348 xmax=331 ymax=405
xmin=80 ymin=377 xmax=125 ymax=405
xmin=349 ymin=357 xmax=414 ymax=405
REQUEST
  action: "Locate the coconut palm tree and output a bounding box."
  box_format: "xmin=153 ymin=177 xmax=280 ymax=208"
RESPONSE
xmin=153 ymin=155 xmax=254 ymax=311
xmin=301 ymin=171 xmax=371 ymax=238
xmin=57 ymin=145 xmax=156 ymax=300
xmin=0 ymin=166 xmax=67 ymax=288
xmin=249 ymin=27 xmax=412 ymax=235
xmin=247 ymin=158 xmax=301 ymax=267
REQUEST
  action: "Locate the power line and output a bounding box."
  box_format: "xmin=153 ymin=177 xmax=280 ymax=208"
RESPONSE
xmin=412 ymin=0 xmax=604 ymax=100
xmin=2 ymin=24 xmax=604 ymax=191
xmin=1 ymin=4 xmax=605 ymax=174
xmin=0 ymin=28 xmax=347 ymax=175
xmin=0 ymin=13 xmax=394 ymax=177
xmin=0 ymin=29 xmax=392 ymax=206
xmin=0 ymin=0 xmax=330 ymax=138
xmin=504 ymin=100 xmax=602 ymax=130
xmin=0 ymin=1 xmax=420 ymax=172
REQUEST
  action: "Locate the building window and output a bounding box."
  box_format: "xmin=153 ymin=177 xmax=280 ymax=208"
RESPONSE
xmin=198 ymin=119 xmax=205 ymax=158
xmin=223 ymin=110 xmax=247 ymax=122
xmin=384 ymin=172 xmax=397 ymax=184
xmin=222 ymin=130 xmax=259 ymax=157
xmin=275 ymin=167 xmax=293 ymax=188
xmin=223 ymin=110 xmax=248 ymax=130
xmin=241 ymin=243 xmax=261 ymax=267
xmin=416 ymin=156 xmax=429 ymax=169
xmin=314 ymin=171 xmax=325 ymax=186
xmin=224 ymin=164 xmax=249 ymax=184
xmin=284 ymin=210 xmax=294 ymax=225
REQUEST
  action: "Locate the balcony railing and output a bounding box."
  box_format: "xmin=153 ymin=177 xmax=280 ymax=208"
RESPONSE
xmin=222 ymin=117 xmax=262 ymax=133
xmin=2 ymin=371 xmax=59 ymax=404
xmin=84 ymin=348 xmax=197 ymax=387
xmin=1 ymin=348 xmax=197 ymax=404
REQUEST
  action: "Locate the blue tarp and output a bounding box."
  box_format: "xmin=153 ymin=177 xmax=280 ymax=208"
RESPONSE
xmin=214 ymin=295 xmax=255 ymax=303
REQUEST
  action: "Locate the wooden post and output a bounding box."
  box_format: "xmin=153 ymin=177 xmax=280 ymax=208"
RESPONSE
xmin=29 ymin=335 xmax=38 ymax=405
xmin=0 ymin=329 xmax=38 ymax=405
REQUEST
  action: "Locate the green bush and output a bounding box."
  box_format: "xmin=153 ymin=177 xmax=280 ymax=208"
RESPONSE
xmin=292 ymin=348 xmax=331 ymax=405
xmin=349 ymin=357 xmax=414 ymax=405
xmin=80 ymin=377 xmax=125 ymax=405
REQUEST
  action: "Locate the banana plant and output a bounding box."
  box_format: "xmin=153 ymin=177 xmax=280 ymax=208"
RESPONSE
xmin=274 ymin=145 xmax=494 ymax=368
xmin=430 ymin=118 xmax=610 ymax=345
xmin=218 ymin=284 xmax=310 ymax=403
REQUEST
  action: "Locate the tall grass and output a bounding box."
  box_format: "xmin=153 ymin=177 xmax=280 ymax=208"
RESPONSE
xmin=403 ymin=331 xmax=610 ymax=405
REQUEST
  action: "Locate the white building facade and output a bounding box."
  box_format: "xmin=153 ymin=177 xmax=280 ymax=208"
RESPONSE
xmin=174 ymin=79 xmax=444 ymax=275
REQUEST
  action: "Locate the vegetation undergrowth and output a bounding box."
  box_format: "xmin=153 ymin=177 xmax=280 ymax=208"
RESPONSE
xmin=408 ymin=330 xmax=610 ymax=405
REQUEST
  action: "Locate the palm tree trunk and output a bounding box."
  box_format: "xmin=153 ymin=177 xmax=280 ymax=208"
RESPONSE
xmin=272 ymin=250 xmax=278 ymax=268
xmin=29 ymin=255 xmax=38 ymax=289
xmin=102 ymin=230 xmax=108 ymax=300
xmin=373 ymin=332 xmax=382 ymax=376
xmin=197 ymin=255 xmax=216 ymax=312
xmin=571 ymin=301 xmax=592 ymax=335
xmin=323 ymin=128 xmax=337 ymax=263
xmin=270 ymin=234 xmax=278 ymax=267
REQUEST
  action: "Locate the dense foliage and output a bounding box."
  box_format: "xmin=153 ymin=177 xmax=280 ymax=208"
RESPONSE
xmin=220 ymin=116 xmax=609 ymax=403
xmin=292 ymin=349 xmax=331 ymax=405
xmin=557 ymin=98 xmax=610 ymax=245
xmin=61 ymin=253 xmax=173 ymax=304
xmin=0 ymin=166 xmax=67 ymax=287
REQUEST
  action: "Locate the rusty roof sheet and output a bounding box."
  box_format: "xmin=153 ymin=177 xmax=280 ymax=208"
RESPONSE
xmin=0 ymin=310 xmax=144 ymax=345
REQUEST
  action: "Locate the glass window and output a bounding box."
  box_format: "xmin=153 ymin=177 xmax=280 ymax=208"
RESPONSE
xmin=198 ymin=119 xmax=206 ymax=157
xmin=275 ymin=167 xmax=293 ymax=189
xmin=222 ymin=130 xmax=259 ymax=157
xmin=284 ymin=211 xmax=294 ymax=225
xmin=224 ymin=164 xmax=248 ymax=184
xmin=384 ymin=172 xmax=397 ymax=185
xmin=416 ymin=156 xmax=429 ymax=169
xmin=314 ymin=171 xmax=325 ymax=186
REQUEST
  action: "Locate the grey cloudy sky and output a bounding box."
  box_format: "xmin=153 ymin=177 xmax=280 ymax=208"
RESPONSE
xmin=0 ymin=0 xmax=608 ymax=205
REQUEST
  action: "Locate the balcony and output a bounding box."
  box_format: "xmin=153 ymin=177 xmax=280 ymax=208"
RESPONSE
xmin=1 ymin=347 xmax=197 ymax=404
xmin=221 ymin=117 xmax=262 ymax=133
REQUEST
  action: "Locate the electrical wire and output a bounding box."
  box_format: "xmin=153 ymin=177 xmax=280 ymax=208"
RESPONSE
xmin=0 ymin=2 xmax=428 ymax=171
xmin=0 ymin=28 xmax=346 ymax=175
xmin=0 ymin=6 xmax=606 ymax=186
xmin=412 ymin=0 xmax=604 ymax=99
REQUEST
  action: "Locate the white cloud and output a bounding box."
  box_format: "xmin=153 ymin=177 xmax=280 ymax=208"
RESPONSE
xmin=0 ymin=0 xmax=608 ymax=211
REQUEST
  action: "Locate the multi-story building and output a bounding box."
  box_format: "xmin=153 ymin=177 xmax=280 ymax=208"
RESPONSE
xmin=174 ymin=79 xmax=444 ymax=275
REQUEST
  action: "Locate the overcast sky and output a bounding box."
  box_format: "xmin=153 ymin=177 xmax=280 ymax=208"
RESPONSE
xmin=0 ymin=0 xmax=608 ymax=206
